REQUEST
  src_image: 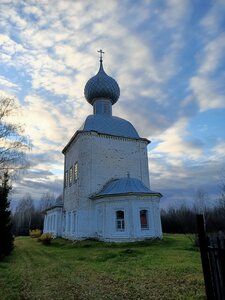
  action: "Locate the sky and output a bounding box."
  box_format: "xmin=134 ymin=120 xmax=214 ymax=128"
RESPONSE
xmin=0 ymin=0 xmax=225 ymax=208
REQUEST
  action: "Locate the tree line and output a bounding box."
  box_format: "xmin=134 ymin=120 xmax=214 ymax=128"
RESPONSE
xmin=161 ymin=189 xmax=225 ymax=234
xmin=12 ymin=192 xmax=62 ymax=236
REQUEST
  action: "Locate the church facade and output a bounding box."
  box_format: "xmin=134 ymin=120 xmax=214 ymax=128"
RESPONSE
xmin=43 ymin=52 xmax=162 ymax=242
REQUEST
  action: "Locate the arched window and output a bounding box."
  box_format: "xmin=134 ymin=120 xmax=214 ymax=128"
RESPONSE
xmin=50 ymin=215 xmax=53 ymax=230
xmin=72 ymin=211 xmax=76 ymax=234
xmin=67 ymin=212 xmax=71 ymax=233
xmin=140 ymin=210 xmax=148 ymax=229
xmin=47 ymin=216 xmax=50 ymax=231
xmin=63 ymin=213 xmax=66 ymax=232
xmin=53 ymin=215 xmax=56 ymax=230
xmin=116 ymin=210 xmax=125 ymax=231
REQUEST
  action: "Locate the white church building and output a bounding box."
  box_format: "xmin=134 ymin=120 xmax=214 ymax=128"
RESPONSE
xmin=43 ymin=51 xmax=162 ymax=242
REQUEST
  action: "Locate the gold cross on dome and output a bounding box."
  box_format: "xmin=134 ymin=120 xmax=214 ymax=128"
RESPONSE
xmin=98 ymin=49 xmax=105 ymax=62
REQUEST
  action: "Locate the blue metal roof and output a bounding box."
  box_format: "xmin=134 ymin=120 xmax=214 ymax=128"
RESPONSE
xmin=84 ymin=61 xmax=120 ymax=105
xmin=80 ymin=114 xmax=140 ymax=138
xmin=44 ymin=195 xmax=63 ymax=212
xmin=90 ymin=177 xmax=162 ymax=199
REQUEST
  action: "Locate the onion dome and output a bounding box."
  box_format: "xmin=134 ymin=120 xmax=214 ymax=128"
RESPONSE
xmin=84 ymin=52 xmax=120 ymax=105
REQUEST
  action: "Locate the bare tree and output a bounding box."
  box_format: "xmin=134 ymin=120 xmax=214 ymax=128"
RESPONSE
xmin=13 ymin=194 xmax=35 ymax=235
xmin=218 ymin=169 xmax=225 ymax=209
xmin=0 ymin=97 xmax=29 ymax=175
xmin=39 ymin=192 xmax=55 ymax=212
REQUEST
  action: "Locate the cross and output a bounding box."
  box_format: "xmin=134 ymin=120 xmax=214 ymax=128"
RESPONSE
xmin=97 ymin=49 xmax=105 ymax=62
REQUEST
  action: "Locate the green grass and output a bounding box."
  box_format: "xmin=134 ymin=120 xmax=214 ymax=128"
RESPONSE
xmin=0 ymin=234 xmax=205 ymax=300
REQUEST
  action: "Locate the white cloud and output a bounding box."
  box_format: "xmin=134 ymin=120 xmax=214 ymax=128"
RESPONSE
xmin=0 ymin=0 xmax=224 ymax=205
xmin=23 ymin=5 xmax=43 ymax=17
xmin=200 ymin=0 xmax=225 ymax=36
xmin=199 ymin=34 xmax=225 ymax=74
xmin=0 ymin=76 xmax=20 ymax=90
xmin=190 ymin=76 xmax=225 ymax=112
xmin=189 ymin=32 xmax=225 ymax=112
xmin=160 ymin=0 xmax=190 ymax=29
xmin=23 ymin=94 xmax=72 ymax=149
xmin=151 ymin=117 xmax=203 ymax=159
xmin=0 ymin=34 xmax=25 ymax=55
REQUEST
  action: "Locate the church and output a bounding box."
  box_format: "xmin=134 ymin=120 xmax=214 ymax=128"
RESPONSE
xmin=43 ymin=51 xmax=162 ymax=242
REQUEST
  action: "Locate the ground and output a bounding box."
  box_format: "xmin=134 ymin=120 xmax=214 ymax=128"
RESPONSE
xmin=0 ymin=234 xmax=205 ymax=300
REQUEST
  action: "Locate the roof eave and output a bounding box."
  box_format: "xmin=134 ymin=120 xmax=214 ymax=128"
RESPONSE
xmin=90 ymin=191 xmax=162 ymax=200
xmin=62 ymin=130 xmax=150 ymax=154
xmin=42 ymin=205 xmax=63 ymax=213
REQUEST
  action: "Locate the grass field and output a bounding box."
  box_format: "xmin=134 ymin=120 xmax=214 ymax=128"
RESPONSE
xmin=0 ymin=234 xmax=205 ymax=300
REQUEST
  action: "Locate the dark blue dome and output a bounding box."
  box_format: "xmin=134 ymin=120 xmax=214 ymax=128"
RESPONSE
xmin=84 ymin=62 xmax=120 ymax=105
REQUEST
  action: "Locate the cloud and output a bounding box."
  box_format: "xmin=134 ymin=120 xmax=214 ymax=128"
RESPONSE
xmin=151 ymin=117 xmax=203 ymax=159
xmin=0 ymin=75 xmax=20 ymax=91
xmin=190 ymin=75 xmax=225 ymax=112
xmin=189 ymin=32 xmax=225 ymax=112
xmin=198 ymin=34 xmax=225 ymax=75
xmin=200 ymin=0 xmax=225 ymax=36
xmin=159 ymin=0 xmax=190 ymax=29
xmin=0 ymin=0 xmax=224 ymax=207
xmin=0 ymin=34 xmax=25 ymax=61
xmin=22 ymin=94 xmax=77 ymax=150
xmin=187 ymin=2 xmax=225 ymax=112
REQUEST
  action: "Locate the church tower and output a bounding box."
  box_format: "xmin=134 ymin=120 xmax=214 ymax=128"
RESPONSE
xmin=43 ymin=51 xmax=162 ymax=241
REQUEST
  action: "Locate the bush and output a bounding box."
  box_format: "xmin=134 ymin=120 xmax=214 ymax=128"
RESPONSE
xmin=38 ymin=233 xmax=53 ymax=245
xmin=29 ymin=229 xmax=42 ymax=238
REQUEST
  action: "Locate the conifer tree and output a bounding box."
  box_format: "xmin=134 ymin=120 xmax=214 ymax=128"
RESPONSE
xmin=0 ymin=172 xmax=14 ymax=260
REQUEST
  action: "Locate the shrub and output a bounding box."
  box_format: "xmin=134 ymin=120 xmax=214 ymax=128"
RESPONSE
xmin=38 ymin=233 xmax=53 ymax=245
xmin=29 ymin=229 xmax=42 ymax=238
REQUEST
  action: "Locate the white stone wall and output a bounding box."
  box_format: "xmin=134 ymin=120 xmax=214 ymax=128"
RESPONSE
xmin=94 ymin=195 xmax=162 ymax=242
xmin=58 ymin=194 xmax=162 ymax=242
xmin=61 ymin=131 xmax=162 ymax=241
xmin=64 ymin=132 xmax=150 ymax=208
xmin=63 ymin=136 xmax=81 ymax=211
xmin=43 ymin=207 xmax=62 ymax=237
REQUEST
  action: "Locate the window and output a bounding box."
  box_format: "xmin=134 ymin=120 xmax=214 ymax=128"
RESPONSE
xmin=69 ymin=166 xmax=73 ymax=186
xmin=103 ymin=102 xmax=109 ymax=114
xmin=116 ymin=210 xmax=125 ymax=231
xmin=74 ymin=162 xmax=78 ymax=181
xmin=50 ymin=215 xmax=53 ymax=230
xmin=140 ymin=210 xmax=149 ymax=230
xmin=67 ymin=212 xmax=71 ymax=233
xmin=53 ymin=215 xmax=56 ymax=230
xmin=63 ymin=213 xmax=66 ymax=232
xmin=47 ymin=216 xmax=50 ymax=231
xmin=65 ymin=170 xmax=68 ymax=188
xmin=72 ymin=211 xmax=76 ymax=234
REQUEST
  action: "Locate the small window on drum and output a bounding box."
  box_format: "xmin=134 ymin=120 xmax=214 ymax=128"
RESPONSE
xmin=116 ymin=210 xmax=125 ymax=231
xmin=140 ymin=210 xmax=149 ymax=230
xmin=103 ymin=102 xmax=109 ymax=114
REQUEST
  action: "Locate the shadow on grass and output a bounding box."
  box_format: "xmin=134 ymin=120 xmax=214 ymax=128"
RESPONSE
xmin=42 ymin=234 xmax=197 ymax=254
xmin=49 ymin=237 xmax=166 ymax=249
